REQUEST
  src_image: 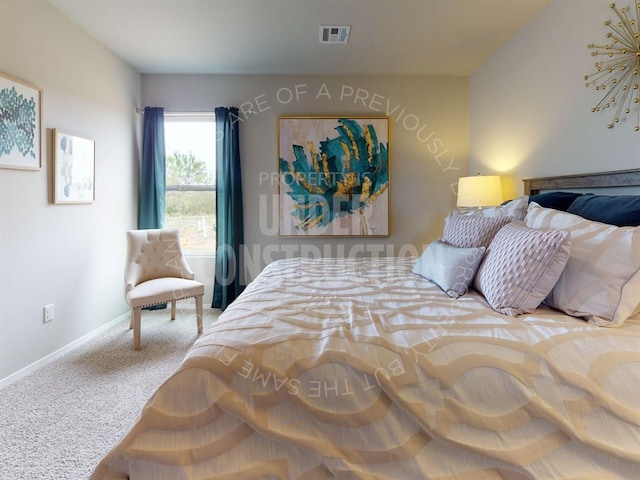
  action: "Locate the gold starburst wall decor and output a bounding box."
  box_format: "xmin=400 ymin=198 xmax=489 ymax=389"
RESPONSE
xmin=585 ymin=2 xmax=640 ymax=131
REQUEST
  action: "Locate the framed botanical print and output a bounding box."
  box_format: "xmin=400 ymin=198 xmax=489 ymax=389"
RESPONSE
xmin=0 ymin=72 xmax=42 ymax=170
xmin=53 ymin=129 xmax=95 ymax=204
xmin=278 ymin=116 xmax=390 ymax=237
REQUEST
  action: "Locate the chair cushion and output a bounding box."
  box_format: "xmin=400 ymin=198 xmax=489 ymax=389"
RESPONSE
xmin=126 ymin=229 xmax=196 ymax=288
xmin=126 ymin=277 xmax=204 ymax=309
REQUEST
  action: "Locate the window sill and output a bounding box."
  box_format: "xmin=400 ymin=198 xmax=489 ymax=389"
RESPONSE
xmin=185 ymin=254 xmax=215 ymax=259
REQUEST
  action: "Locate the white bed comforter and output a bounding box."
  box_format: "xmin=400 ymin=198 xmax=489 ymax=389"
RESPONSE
xmin=91 ymin=257 xmax=640 ymax=479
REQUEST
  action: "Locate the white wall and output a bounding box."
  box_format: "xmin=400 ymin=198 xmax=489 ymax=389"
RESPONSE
xmin=0 ymin=0 xmax=140 ymax=381
xmin=0 ymin=6 xmax=468 ymax=382
xmin=143 ymin=74 xmax=469 ymax=281
xmin=469 ymin=0 xmax=640 ymax=200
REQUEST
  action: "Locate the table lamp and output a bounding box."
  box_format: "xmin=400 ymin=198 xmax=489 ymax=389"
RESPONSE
xmin=457 ymin=175 xmax=503 ymax=209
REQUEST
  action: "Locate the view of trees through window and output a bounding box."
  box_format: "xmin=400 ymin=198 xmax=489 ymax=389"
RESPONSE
xmin=164 ymin=114 xmax=216 ymax=255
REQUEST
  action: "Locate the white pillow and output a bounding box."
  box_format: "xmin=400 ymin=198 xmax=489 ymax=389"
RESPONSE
xmin=461 ymin=195 xmax=529 ymax=221
xmin=474 ymin=221 xmax=571 ymax=316
xmin=413 ymin=240 xmax=486 ymax=298
xmin=443 ymin=211 xmax=512 ymax=248
xmin=525 ymin=202 xmax=640 ymax=326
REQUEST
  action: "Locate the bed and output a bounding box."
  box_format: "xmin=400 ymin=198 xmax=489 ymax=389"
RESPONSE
xmin=91 ymin=169 xmax=640 ymax=479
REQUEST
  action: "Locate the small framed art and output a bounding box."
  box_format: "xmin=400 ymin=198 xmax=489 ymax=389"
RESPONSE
xmin=0 ymin=72 xmax=42 ymax=170
xmin=53 ymin=129 xmax=95 ymax=204
xmin=278 ymin=116 xmax=390 ymax=237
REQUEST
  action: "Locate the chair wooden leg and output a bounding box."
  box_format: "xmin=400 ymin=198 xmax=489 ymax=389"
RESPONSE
xmin=133 ymin=308 xmax=142 ymax=350
xmin=129 ymin=310 xmax=134 ymax=330
xmin=196 ymin=295 xmax=203 ymax=334
xmin=170 ymin=300 xmax=176 ymax=320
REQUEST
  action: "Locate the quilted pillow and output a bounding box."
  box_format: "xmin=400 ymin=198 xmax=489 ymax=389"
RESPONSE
xmin=413 ymin=240 xmax=486 ymax=298
xmin=443 ymin=211 xmax=512 ymax=248
xmin=525 ymin=202 xmax=640 ymax=326
xmin=473 ymin=222 xmax=571 ymax=316
xmin=461 ymin=195 xmax=529 ymax=221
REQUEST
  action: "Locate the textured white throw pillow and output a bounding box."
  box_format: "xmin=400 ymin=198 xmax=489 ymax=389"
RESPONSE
xmin=413 ymin=240 xmax=486 ymax=298
xmin=461 ymin=195 xmax=529 ymax=221
xmin=525 ymin=202 xmax=640 ymax=326
xmin=443 ymin=211 xmax=512 ymax=248
xmin=474 ymin=221 xmax=571 ymax=316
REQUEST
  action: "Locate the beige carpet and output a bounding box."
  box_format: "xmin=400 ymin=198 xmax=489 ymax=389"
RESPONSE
xmin=0 ymin=306 xmax=220 ymax=480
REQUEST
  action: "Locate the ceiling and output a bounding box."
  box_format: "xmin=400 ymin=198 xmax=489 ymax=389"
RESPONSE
xmin=46 ymin=0 xmax=550 ymax=76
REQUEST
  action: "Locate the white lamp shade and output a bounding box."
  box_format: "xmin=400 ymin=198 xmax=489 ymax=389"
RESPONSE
xmin=457 ymin=175 xmax=503 ymax=208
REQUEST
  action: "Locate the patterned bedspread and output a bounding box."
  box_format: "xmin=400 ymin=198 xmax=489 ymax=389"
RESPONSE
xmin=91 ymin=257 xmax=640 ymax=479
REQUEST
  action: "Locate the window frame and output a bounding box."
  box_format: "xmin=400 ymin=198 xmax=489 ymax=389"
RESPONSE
xmin=163 ymin=112 xmax=216 ymax=256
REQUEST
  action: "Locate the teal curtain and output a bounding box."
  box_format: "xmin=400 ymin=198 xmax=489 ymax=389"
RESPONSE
xmin=138 ymin=107 xmax=166 ymax=229
xmin=212 ymin=107 xmax=244 ymax=310
xmin=138 ymin=107 xmax=167 ymax=310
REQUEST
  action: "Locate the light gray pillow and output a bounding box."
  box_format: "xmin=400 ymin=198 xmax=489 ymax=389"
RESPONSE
xmin=413 ymin=240 xmax=486 ymax=298
xmin=473 ymin=221 xmax=571 ymax=316
xmin=443 ymin=211 xmax=512 ymax=248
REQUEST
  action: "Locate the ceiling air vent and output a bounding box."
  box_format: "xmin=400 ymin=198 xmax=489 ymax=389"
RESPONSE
xmin=319 ymin=25 xmax=351 ymax=44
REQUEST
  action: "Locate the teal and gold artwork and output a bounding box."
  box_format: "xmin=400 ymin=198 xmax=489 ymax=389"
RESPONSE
xmin=0 ymin=72 xmax=41 ymax=170
xmin=279 ymin=117 xmax=389 ymax=237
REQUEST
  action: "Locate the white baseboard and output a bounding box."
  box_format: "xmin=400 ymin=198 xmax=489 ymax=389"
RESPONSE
xmin=0 ymin=313 xmax=129 ymax=390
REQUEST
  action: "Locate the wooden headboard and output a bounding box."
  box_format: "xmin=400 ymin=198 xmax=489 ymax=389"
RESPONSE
xmin=523 ymin=169 xmax=640 ymax=195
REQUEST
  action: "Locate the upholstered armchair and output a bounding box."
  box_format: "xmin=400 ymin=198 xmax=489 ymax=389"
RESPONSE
xmin=125 ymin=229 xmax=204 ymax=350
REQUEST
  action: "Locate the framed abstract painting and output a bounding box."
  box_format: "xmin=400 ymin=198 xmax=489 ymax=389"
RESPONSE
xmin=52 ymin=129 xmax=95 ymax=204
xmin=278 ymin=116 xmax=390 ymax=237
xmin=0 ymin=72 xmax=42 ymax=170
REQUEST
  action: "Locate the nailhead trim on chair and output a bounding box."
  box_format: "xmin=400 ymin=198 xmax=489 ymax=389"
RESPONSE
xmin=135 ymin=294 xmax=204 ymax=310
xmin=126 ymin=229 xmax=205 ymax=350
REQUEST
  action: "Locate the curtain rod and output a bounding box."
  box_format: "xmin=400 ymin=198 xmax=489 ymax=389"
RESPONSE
xmin=136 ymin=108 xmax=214 ymax=115
xmin=135 ymin=107 xmax=255 ymax=115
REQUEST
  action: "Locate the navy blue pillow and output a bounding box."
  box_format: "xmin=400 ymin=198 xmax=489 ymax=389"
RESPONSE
xmin=528 ymin=192 xmax=583 ymax=212
xmin=567 ymin=194 xmax=640 ymax=227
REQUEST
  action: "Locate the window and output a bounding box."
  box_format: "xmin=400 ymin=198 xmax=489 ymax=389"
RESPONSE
xmin=164 ymin=113 xmax=216 ymax=255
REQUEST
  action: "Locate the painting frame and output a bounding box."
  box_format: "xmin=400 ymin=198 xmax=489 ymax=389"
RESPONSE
xmin=0 ymin=72 xmax=43 ymax=170
xmin=52 ymin=129 xmax=95 ymax=204
xmin=278 ymin=116 xmax=390 ymax=237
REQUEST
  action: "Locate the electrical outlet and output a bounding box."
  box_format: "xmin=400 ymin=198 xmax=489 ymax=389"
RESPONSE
xmin=43 ymin=304 xmax=55 ymax=323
